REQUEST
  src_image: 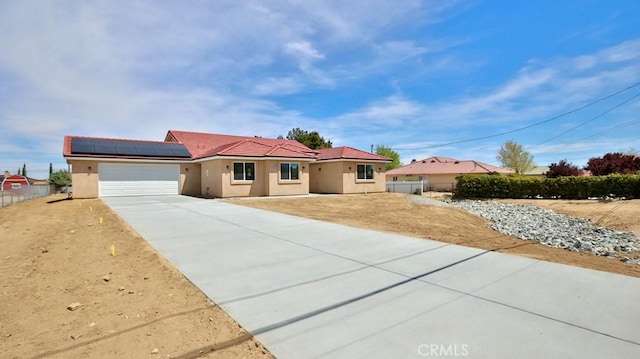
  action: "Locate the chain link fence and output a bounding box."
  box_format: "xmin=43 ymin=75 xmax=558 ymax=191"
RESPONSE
xmin=1 ymin=185 xmax=52 ymax=208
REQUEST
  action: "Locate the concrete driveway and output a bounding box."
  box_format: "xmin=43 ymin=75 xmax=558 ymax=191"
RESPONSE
xmin=103 ymin=195 xmax=640 ymax=358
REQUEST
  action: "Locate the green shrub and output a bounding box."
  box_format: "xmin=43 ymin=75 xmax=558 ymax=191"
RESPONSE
xmin=453 ymin=174 xmax=640 ymax=199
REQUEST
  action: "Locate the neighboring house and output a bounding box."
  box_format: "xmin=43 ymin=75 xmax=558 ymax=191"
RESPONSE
xmin=310 ymin=147 xmax=391 ymax=194
xmin=63 ymin=130 xmax=391 ymax=198
xmin=1 ymin=172 xmax=30 ymax=191
xmin=522 ymin=166 xmax=550 ymax=177
xmin=385 ymin=156 xmax=513 ymax=191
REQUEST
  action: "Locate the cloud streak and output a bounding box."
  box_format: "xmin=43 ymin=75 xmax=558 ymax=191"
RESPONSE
xmin=1 ymin=2 xmax=639 ymax=177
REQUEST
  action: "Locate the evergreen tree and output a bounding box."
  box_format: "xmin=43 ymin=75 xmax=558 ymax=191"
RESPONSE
xmin=284 ymin=127 xmax=332 ymax=149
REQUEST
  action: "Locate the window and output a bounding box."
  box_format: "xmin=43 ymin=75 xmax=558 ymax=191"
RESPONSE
xmin=356 ymin=164 xmax=374 ymax=180
xmin=11 ymin=183 xmax=21 ymax=190
xmin=280 ymin=162 xmax=300 ymax=181
xmin=392 ymin=176 xmax=398 ymax=181
xmin=233 ymin=162 xmax=255 ymax=181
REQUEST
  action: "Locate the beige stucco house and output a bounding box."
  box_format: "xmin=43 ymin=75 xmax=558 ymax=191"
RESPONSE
xmin=310 ymin=147 xmax=391 ymax=194
xmin=63 ymin=130 xmax=390 ymax=198
xmin=386 ymin=156 xmax=513 ymax=191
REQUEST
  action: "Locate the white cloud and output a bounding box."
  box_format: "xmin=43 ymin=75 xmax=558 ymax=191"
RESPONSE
xmin=1 ymin=1 xmax=639 ymax=177
xmin=285 ymin=41 xmax=325 ymax=61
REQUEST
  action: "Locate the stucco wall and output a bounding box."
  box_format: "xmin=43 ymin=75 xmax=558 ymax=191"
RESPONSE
xmin=310 ymin=161 xmax=386 ymax=194
xmin=201 ymin=160 xmax=223 ymax=198
xmin=180 ymin=164 xmax=201 ymax=196
xmin=201 ymin=159 xmax=311 ymax=198
xmin=200 ymin=159 xmax=265 ymax=198
xmin=264 ymin=160 xmax=310 ymax=196
xmin=342 ymin=161 xmax=387 ymax=194
xmin=309 ymin=162 xmax=343 ymax=193
xmin=69 ymin=160 xmax=99 ymax=198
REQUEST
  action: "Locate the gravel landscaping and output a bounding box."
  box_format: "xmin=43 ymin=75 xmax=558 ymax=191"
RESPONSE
xmin=409 ymin=196 xmax=640 ymax=265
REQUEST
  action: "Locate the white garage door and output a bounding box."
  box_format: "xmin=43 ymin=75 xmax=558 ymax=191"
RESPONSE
xmin=99 ymin=164 xmax=180 ymax=197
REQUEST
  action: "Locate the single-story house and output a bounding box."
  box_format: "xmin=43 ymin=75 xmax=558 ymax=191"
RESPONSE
xmin=386 ymin=156 xmax=513 ymax=191
xmin=311 ymin=147 xmax=391 ymax=194
xmin=1 ymin=172 xmax=30 ymax=191
xmin=63 ymin=130 xmax=391 ymax=198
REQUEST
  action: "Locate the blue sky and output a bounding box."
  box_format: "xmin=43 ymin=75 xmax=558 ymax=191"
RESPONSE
xmin=1 ymin=1 xmax=640 ymax=179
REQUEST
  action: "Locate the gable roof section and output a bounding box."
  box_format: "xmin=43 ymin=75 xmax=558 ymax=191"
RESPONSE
xmin=386 ymin=156 xmax=512 ymax=175
xmin=316 ymin=146 xmax=391 ymax=162
xmin=166 ymin=130 xmax=317 ymax=160
xmin=63 ymin=136 xmax=191 ymax=160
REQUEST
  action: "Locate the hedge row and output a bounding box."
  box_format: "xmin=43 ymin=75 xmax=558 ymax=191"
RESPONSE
xmin=453 ymin=174 xmax=640 ymax=199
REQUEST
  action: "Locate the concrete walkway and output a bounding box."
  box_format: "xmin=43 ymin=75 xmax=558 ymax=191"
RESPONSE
xmin=103 ymin=195 xmax=640 ymax=358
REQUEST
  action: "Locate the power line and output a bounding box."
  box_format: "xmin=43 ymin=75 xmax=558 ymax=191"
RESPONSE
xmin=393 ymin=81 xmax=640 ymax=151
xmin=533 ymin=91 xmax=640 ymax=148
xmin=533 ymin=115 xmax=640 ymax=157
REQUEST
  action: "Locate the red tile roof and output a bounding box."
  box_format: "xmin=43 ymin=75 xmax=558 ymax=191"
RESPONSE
xmin=166 ymin=130 xmax=318 ymax=159
xmin=316 ymin=146 xmax=391 ymax=162
xmin=64 ymin=130 xmax=393 ymax=163
xmin=386 ymin=156 xmax=513 ymax=175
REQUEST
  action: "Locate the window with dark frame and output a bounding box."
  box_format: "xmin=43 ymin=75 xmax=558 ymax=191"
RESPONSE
xmin=233 ymin=162 xmax=255 ymax=181
xmin=280 ymin=162 xmax=300 ymax=180
xmin=356 ymin=164 xmax=374 ymax=180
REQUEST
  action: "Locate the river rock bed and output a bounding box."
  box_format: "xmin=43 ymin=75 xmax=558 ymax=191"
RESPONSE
xmin=447 ymin=200 xmax=640 ymax=264
xmin=406 ymin=196 xmax=640 ymax=264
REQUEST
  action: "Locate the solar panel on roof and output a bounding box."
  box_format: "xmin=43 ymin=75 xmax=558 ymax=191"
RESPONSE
xmin=71 ymin=138 xmax=191 ymax=158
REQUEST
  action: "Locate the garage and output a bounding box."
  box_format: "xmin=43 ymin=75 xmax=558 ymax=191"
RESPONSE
xmin=99 ymin=164 xmax=180 ymax=197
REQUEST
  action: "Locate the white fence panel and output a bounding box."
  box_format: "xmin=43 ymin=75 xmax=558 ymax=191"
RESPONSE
xmin=386 ymin=180 xmax=424 ymax=195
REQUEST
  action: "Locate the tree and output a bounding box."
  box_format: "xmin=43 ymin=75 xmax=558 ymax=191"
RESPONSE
xmin=585 ymin=152 xmax=640 ymax=176
xmin=49 ymin=169 xmax=71 ymax=189
xmin=545 ymin=159 xmax=581 ymax=178
xmin=496 ymin=140 xmax=535 ymax=175
xmin=22 ymin=163 xmax=27 ymax=177
xmin=284 ymin=127 xmax=332 ymax=149
xmin=375 ymin=145 xmax=401 ymax=170
xmin=49 ymin=163 xmax=53 ymax=176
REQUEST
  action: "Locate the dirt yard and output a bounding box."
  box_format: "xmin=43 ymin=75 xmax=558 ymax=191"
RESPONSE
xmin=2 ymin=193 xmax=639 ymax=359
xmin=0 ymin=194 xmax=274 ymax=359
xmin=231 ymin=193 xmax=640 ymax=278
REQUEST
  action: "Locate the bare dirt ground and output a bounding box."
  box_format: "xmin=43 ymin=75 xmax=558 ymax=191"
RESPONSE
xmin=231 ymin=193 xmax=640 ymax=278
xmin=0 ymin=194 xmax=274 ymax=359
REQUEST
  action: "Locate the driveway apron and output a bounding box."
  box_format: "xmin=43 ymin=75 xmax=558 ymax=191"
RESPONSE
xmin=103 ymin=195 xmax=640 ymax=359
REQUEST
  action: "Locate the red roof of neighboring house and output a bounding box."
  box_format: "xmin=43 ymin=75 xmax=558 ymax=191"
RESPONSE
xmin=386 ymin=156 xmax=513 ymax=175
xmin=165 ymin=130 xmax=318 ymax=159
xmin=2 ymin=174 xmax=30 ymax=191
xmin=316 ymin=146 xmax=392 ymax=162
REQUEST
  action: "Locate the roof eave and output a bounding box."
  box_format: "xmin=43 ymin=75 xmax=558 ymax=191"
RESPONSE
xmin=64 ymin=155 xmax=193 ymax=163
xmin=193 ymin=155 xmax=317 ymax=163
